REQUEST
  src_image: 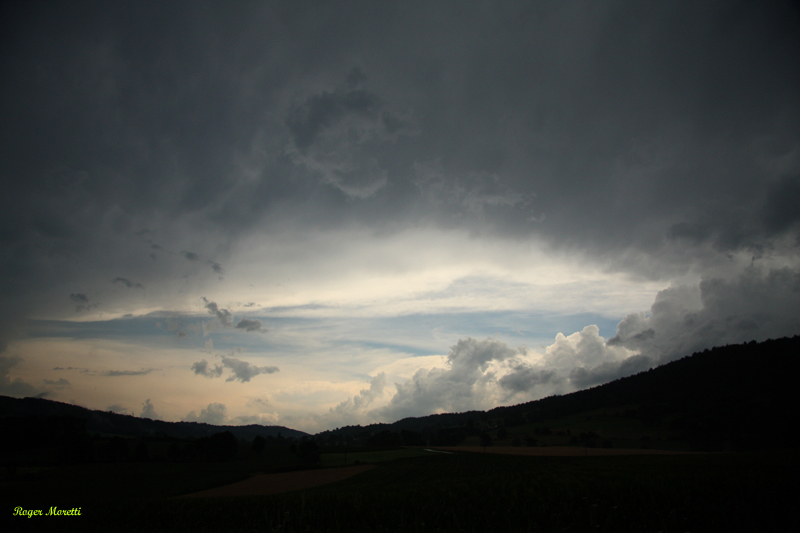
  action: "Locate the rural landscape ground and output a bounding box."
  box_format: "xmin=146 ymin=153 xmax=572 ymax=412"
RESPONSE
xmin=4 ymin=444 xmax=798 ymax=532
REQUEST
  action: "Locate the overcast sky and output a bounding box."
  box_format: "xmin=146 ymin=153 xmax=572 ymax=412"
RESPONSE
xmin=2 ymin=1 xmax=798 ymax=433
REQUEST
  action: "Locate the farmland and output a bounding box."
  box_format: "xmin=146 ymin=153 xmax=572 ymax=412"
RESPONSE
xmin=5 ymin=446 xmax=798 ymax=532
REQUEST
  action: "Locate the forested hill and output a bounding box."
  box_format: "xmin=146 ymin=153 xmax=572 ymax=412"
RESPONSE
xmin=317 ymin=336 xmax=800 ymax=450
xmin=0 ymin=396 xmax=308 ymax=441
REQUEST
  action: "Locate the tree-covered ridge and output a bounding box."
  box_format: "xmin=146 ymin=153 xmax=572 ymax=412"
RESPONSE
xmin=0 ymin=395 xmax=307 ymax=441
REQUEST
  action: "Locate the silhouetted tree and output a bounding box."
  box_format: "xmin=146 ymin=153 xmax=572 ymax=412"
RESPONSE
xmin=252 ymin=435 xmax=266 ymax=456
xmin=293 ymin=438 xmax=320 ymax=466
xmin=480 ymin=431 xmax=492 ymax=452
xmin=203 ymin=431 xmax=238 ymax=461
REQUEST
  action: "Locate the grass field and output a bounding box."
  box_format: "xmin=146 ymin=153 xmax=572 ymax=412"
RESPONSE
xmin=6 ymin=447 xmax=798 ymax=532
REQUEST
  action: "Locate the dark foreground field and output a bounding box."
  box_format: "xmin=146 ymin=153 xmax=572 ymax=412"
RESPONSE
xmin=6 ymin=448 xmax=799 ymax=532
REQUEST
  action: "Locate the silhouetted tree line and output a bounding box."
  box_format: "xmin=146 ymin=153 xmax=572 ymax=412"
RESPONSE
xmin=0 ymin=414 xmax=302 ymax=472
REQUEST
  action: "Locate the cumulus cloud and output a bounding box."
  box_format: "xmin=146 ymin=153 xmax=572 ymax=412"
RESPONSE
xmin=378 ymin=338 xmax=521 ymax=420
xmin=235 ymin=318 xmax=265 ymax=332
xmin=191 ymin=359 xmax=223 ymax=378
xmin=191 ymin=356 xmax=278 ymax=383
xmin=181 ymin=251 xmax=200 ymax=262
xmin=321 ymin=373 xmax=388 ymax=427
xmin=184 ymin=402 xmax=228 ymax=425
xmin=140 ymin=398 xmax=161 ymax=420
xmin=221 ymin=357 xmax=279 ymax=383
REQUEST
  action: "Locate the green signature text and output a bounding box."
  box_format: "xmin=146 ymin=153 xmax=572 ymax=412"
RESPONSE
xmin=13 ymin=506 xmax=81 ymax=517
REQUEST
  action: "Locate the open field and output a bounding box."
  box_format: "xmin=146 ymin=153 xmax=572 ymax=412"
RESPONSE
xmin=431 ymin=445 xmax=705 ymax=456
xmin=181 ymin=464 xmax=375 ymax=498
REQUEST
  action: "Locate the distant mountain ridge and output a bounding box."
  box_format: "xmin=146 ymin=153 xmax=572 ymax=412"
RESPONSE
xmin=0 ymin=396 xmax=308 ymax=441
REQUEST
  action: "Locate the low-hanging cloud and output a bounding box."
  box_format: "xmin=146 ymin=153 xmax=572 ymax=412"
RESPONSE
xmin=221 ymin=357 xmax=279 ymax=383
xmin=103 ymin=368 xmax=155 ymax=377
xmin=191 ymin=356 xmax=279 ymax=383
xmin=235 ymin=318 xmax=265 ymax=332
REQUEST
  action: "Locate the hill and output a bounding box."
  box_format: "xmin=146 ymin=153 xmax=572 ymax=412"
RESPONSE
xmin=0 ymin=396 xmax=307 ymax=441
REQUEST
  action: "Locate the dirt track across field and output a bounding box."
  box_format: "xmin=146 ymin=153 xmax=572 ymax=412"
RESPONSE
xmin=180 ymin=464 xmax=375 ymax=498
xmin=430 ymin=446 xmax=703 ymax=456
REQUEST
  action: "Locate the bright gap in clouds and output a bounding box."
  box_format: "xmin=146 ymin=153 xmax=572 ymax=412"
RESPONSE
xmin=4 ymin=228 xmax=668 ymax=433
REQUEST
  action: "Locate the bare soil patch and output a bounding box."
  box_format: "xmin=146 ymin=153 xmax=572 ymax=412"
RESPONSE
xmin=180 ymin=464 xmax=375 ymax=498
xmin=430 ymin=446 xmax=703 ymax=456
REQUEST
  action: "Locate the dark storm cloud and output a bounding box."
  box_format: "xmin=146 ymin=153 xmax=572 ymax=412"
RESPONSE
xmin=112 ymin=277 xmax=144 ymax=289
xmin=69 ymin=293 xmax=96 ymax=313
xmin=498 ymin=367 xmax=560 ymax=394
xmin=103 ymin=368 xmax=155 ymax=377
xmin=1 ymin=1 xmax=796 ymax=286
xmin=70 ymin=294 xmax=89 ymax=304
xmin=209 ymin=262 xmax=224 ymax=276
xmin=235 ymin=318 xmax=265 ymax=333
xmin=286 ymin=87 xmax=379 ymax=151
xmin=202 ymin=298 xmax=233 ymax=327
xmin=0 ymin=0 xmax=798 ymax=382
xmin=609 ymin=266 xmax=800 ymax=362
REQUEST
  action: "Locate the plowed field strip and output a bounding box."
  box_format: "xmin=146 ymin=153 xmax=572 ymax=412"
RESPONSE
xmin=180 ymin=464 xmax=375 ymax=498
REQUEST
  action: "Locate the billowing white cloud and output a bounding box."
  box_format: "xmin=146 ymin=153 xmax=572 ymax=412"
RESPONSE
xmin=377 ymin=338 xmax=521 ymax=421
